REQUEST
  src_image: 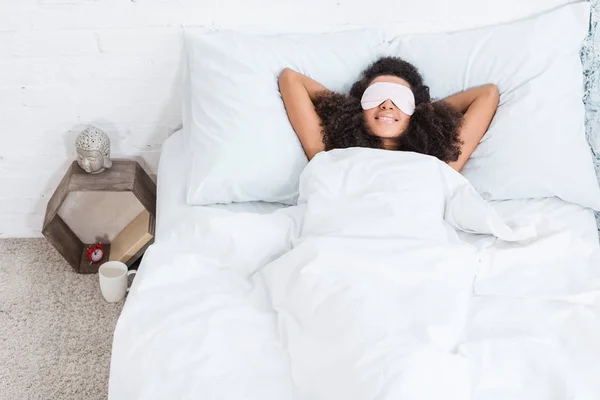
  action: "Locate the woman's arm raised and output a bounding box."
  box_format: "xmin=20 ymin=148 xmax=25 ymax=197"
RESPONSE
xmin=278 ymin=68 xmax=328 ymax=160
xmin=440 ymin=84 xmax=500 ymax=172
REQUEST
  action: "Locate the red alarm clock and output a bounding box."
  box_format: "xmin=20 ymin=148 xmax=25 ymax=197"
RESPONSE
xmin=86 ymin=243 xmax=104 ymax=263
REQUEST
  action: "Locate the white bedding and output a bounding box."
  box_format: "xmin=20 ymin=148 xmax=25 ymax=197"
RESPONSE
xmin=157 ymin=130 xmax=598 ymax=250
xmin=155 ymin=130 xmax=286 ymax=242
xmin=109 ymin=130 xmax=600 ymax=399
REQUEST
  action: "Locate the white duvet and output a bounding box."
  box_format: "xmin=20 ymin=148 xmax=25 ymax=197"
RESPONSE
xmin=109 ymin=149 xmax=600 ymax=400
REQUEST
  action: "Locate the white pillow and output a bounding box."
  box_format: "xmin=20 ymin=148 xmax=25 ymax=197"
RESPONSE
xmin=184 ymin=29 xmax=385 ymax=205
xmin=383 ymin=2 xmax=600 ymax=210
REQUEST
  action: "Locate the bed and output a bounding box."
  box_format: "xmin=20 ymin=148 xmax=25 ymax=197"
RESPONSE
xmin=109 ymin=129 xmax=600 ymax=399
xmin=109 ymin=2 xmax=600 ymax=398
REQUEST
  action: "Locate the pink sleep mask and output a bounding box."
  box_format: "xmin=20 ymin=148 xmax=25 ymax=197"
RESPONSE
xmin=360 ymin=82 xmax=416 ymax=115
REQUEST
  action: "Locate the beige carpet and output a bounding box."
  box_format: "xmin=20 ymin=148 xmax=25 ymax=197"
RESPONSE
xmin=0 ymin=238 xmax=124 ymax=400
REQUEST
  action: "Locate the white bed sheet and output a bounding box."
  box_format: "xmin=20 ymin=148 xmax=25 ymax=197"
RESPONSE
xmin=155 ymin=129 xmax=285 ymax=242
xmin=108 ymin=130 xmax=599 ymax=399
xmin=158 ymin=129 xmax=598 ymax=249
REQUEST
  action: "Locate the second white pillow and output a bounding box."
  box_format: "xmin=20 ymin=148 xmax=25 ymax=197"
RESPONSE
xmin=383 ymin=3 xmax=600 ymax=210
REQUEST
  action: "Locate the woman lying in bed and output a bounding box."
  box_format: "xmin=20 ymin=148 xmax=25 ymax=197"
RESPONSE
xmin=278 ymin=56 xmax=499 ymax=172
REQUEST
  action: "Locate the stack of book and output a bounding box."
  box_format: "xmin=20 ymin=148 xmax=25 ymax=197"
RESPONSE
xmin=109 ymin=210 xmax=155 ymax=266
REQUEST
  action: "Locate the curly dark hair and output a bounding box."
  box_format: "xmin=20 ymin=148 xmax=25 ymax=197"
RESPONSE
xmin=313 ymin=56 xmax=463 ymax=162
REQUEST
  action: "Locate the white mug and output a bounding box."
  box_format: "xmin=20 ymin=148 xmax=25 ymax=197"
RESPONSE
xmin=98 ymin=261 xmax=137 ymax=303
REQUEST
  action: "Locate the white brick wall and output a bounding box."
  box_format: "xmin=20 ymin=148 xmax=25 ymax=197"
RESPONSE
xmin=0 ymin=1 xmax=188 ymax=238
xmin=0 ymin=0 xmax=572 ymax=237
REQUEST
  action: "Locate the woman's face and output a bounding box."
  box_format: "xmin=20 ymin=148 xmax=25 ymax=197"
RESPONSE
xmin=362 ymin=75 xmax=412 ymax=148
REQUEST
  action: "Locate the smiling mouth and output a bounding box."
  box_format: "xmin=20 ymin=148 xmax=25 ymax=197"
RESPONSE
xmin=375 ymin=115 xmax=398 ymax=123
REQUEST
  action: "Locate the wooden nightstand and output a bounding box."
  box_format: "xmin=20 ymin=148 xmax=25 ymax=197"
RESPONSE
xmin=42 ymin=160 xmax=156 ymax=274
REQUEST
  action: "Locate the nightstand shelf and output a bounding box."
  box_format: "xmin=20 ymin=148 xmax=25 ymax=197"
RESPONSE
xmin=42 ymin=160 xmax=156 ymax=274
